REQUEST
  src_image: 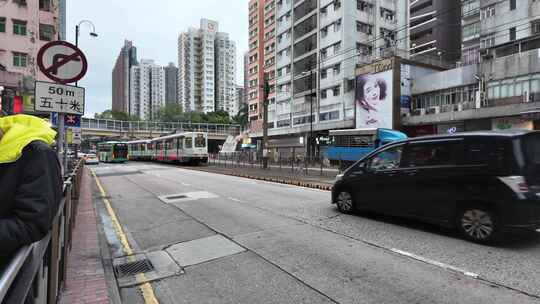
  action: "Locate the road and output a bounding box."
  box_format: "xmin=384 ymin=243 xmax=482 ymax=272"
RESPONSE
xmin=91 ymin=162 xmax=540 ymax=304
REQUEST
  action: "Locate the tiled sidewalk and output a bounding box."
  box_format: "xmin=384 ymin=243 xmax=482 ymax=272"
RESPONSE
xmin=59 ymin=168 xmax=111 ymax=304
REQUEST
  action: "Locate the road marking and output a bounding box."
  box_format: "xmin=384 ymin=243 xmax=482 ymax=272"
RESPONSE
xmin=227 ymin=197 xmax=244 ymax=203
xmin=181 ymin=182 xmax=191 ymax=186
xmin=91 ymin=170 xmax=160 ymax=304
xmin=390 ymin=248 xmax=479 ymax=279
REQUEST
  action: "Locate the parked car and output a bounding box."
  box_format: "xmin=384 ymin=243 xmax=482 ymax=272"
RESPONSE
xmin=331 ymin=130 xmax=540 ymax=244
xmin=85 ymin=153 xmax=99 ymax=165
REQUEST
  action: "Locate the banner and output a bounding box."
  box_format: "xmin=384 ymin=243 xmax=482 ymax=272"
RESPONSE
xmin=355 ymin=69 xmax=394 ymax=129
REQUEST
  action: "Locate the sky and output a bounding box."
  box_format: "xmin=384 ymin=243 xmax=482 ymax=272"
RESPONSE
xmin=67 ymin=0 xmax=249 ymax=117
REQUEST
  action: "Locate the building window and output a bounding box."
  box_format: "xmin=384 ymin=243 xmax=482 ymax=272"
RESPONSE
xmin=13 ymin=19 xmax=27 ymax=36
xmin=333 ymin=63 xmax=340 ymax=75
xmin=380 ymin=8 xmax=395 ymax=21
xmin=509 ymin=27 xmax=516 ymax=41
xmin=357 ymin=0 xmax=373 ymax=12
xmin=480 ymin=35 xmax=495 ymax=49
xmin=321 ymin=69 xmax=327 ymax=79
xmin=13 ymin=52 xmax=27 ymax=67
xmin=332 ymin=85 xmax=340 ymax=96
xmin=0 ymin=18 xmax=5 ymax=33
xmin=481 ymin=5 xmax=495 ymax=19
xmin=39 ymin=24 xmax=55 ymax=41
xmin=510 ymin=0 xmax=516 ymax=10
xmin=462 ymin=22 xmax=480 ymax=40
xmin=39 ymin=0 xmax=51 ymax=11
xmin=357 ymin=21 xmax=373 ymax=35
xmin=321 ymin=89 xmax=327 ymax=99
xmin=533 ymin=20 xmax=540 ymax=35
xmin=356 ymin=42 xmax=372 ymax=55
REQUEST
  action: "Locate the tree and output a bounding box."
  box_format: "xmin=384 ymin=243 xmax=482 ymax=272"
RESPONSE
xmin=156 ymin=104 xmax=184 ymax=122
xmin=233 ymin=103 xmax=248 ymax=127
xmin=94 ymin=109 xmax=140 ymax=121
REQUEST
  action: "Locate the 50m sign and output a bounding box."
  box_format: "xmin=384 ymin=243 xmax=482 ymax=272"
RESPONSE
xmin=34 ymin=81 xmax=85 ymax=115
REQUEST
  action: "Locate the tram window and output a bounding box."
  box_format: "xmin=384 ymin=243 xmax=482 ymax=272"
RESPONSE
xmin=185 ymin=138 xmax=193 ymax=149
xmin=195 ymin=134 xmax=205 ymax=147
xmin=178 ymin=138 xmax=183 ymax=149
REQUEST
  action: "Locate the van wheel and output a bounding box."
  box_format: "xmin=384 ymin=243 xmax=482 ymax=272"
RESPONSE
xmin=336 ymin=190 xmax=355 ymax=214
xmin=457 ymin=206 xmax=499 ymax=244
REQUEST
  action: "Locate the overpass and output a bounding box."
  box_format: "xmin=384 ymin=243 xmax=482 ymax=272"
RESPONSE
xmin=81 ymin=118 xmax=241 ymax=141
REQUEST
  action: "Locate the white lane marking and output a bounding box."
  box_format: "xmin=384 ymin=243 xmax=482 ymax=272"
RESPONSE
xmin=390 ymin=248 xmax=479 ymax=279
xmin=181 ymin=182 xmax=191 ymax=186
xmin=227 ymin=197 xmax=244 ymax=203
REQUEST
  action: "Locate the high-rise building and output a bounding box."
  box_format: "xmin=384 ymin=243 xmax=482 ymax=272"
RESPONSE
xmin=0 ymin=0 xmax=65 ymax=114
xmin=255 ymin=0 xmax=409 ymax=139
xmin=404 ymin=0 xmax=540 ymax=135
xmin=129 ymin=59 xmax=165 ymax=120
xmin=243 ymin=52 xmax=249 ymax=97
xmin=112 ymin=40 xmax=138 ymax=114
xmin=178 ymin=19 xmax=236 ymax=114
xmin=409 ymin=0 xmax=461 ymax=65
xmin=247 ymin=0 xmax=277 ymax=132
xmin=164 ymin=62 xmax=179 ymax=105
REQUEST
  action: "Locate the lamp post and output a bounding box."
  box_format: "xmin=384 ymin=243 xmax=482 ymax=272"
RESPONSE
xmin=301 ymin=69 xmax=314 ymax=161
xmin=75 ymin=20 xmax=98 ymax=87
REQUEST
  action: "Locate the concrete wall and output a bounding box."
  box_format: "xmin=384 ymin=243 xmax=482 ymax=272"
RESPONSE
xmin=412 ymin=64 xmax=478 ymax=94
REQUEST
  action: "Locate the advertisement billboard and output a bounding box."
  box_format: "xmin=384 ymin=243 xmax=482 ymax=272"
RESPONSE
xmin=355 ymin=69 xmax=394 ymax=129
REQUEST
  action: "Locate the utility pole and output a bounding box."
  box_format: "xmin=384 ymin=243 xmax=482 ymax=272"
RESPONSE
xmin=262 ymin=75 xmax=270 ymax=169
xmin=309 ymin=69 xmax=314 ymax=161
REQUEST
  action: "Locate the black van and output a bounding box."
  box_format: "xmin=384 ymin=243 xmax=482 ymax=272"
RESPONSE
xmin=331 ymin=130 xmax=540 ymax=244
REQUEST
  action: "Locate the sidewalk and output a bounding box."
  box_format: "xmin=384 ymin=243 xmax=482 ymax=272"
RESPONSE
xmin=190 ymin=163 xmax=337 ymax=191
xmin=59 ymin=169 xmax=112 ymax=304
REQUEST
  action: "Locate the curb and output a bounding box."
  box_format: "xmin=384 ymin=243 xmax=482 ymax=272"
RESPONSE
xmin=182 ymin=166 xmax=333 ymax=191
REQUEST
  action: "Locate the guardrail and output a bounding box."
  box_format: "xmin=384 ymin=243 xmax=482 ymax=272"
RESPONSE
xmin=82 ymin=118 xmax=242 ymax=136
xmin=0 ymin=159 xmax=84 ymax=304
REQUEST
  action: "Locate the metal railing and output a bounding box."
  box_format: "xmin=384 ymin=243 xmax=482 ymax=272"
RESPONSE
xmin=81 ymin=118 xmax=242 ymax=136
xmin=0 ymin=159 xmax=84 ymax=304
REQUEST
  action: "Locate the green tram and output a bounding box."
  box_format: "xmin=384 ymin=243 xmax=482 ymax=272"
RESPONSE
xmin=97 ymin=141 xmax=128 ymax=163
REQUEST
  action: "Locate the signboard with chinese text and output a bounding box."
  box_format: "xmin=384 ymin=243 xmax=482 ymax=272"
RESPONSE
xmin=35 ymin=81 xmax=85 ymax=115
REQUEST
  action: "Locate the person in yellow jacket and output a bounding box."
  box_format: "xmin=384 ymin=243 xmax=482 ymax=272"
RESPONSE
xmin=0 ymin=114 xmax=62 ymax=266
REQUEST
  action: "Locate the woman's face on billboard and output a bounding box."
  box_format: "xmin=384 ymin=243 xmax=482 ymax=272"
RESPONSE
xmin=364 ymin=78 xmax=381 ymax=105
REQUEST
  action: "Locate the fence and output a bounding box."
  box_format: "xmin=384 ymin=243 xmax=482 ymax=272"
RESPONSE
xmin=209 ymin=152 xmax=343 ymax=179
xmin=0 ymin=159 xmax=85 ymax=304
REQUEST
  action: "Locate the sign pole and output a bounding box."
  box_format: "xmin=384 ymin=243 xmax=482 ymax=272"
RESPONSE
xmin=58 ymin=113 xmax=66 ymax=176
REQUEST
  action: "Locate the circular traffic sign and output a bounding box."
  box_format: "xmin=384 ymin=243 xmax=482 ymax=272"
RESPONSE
xmin=37 ymin=41 xmax=88 ymax=84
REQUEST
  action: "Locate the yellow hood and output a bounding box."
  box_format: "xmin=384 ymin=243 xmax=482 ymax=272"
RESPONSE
xmin=0 ymin=114 xmax=57 ymax=164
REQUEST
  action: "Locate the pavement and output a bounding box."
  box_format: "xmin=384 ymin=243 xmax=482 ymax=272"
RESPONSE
xmin=59 ymin=168 xmax=115 ymax=304
xmin=89 ymin=162 xmax=540 ymax=304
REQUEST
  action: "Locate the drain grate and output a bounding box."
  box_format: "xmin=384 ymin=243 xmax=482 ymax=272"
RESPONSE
xmin=165 ymin=194 xmax=188 ymax=200
xmin=114 ymin=259 xmax=154 ymax=278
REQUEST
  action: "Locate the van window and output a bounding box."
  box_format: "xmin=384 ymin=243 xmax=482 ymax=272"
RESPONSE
xmin=367 ymin=145 xmax=403 ymax=171
xmin=523 ymin=133 xmax=540 ymax=165
xmin=402 ymin=141 xmax=462 ymax=168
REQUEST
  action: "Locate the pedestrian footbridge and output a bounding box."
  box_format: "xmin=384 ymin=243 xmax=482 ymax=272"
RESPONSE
xmin=81 ymin=118 xmax=241 ymax=141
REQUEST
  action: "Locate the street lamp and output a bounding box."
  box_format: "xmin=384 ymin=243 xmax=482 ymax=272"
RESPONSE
xmin=75 ymin=20 xmax=97 ymax=89
xmin=301 ymin=69 xmax=314 ymax=161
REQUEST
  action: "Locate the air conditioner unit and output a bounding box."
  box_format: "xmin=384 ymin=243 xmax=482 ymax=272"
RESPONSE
xmin=458 ymin=103 xmax=463 ymax=111
xmin=420 ymin=108 xmax=426 ymax=115
xmin=434 ymin=106 xmax=440 ymax=114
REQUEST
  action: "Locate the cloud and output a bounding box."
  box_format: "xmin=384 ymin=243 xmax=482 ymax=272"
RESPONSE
xmin=67 ymin=0 xmax=248 ymax=117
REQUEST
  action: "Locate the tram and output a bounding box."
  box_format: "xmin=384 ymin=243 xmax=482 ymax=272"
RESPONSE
xmin=97 ymin=141 xmax=129 ymax=163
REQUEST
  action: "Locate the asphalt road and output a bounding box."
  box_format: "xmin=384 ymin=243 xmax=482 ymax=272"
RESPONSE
xmin=92 ymin=162 xmax=540 ymax=304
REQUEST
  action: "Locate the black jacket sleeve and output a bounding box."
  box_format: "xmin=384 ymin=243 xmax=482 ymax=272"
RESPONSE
xmin=0 ymin=142 xmax=62 ymax=254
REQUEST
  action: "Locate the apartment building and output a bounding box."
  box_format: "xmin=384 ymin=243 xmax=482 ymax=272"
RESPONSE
xmin=178 ymin=19 xmax=236 ymax=114
xmin=404 ymin=0 xmax=540 ymax=135
xmin=129 ymin=59 xmax=165 ymax=120
xmin=260 ymin=0 xmax=409 ymax=143
xmin=0 ymin=0 xmax=66 ymax=114
xmin=112 ymin=40 xmax=138 ymax=114
xmin=247 ymin=0 xmax=277 ymax=132
xmin=409 ymin=0 xmax=461 ymax=65
xmin=164 ymin=62 xmax=179 ymax=105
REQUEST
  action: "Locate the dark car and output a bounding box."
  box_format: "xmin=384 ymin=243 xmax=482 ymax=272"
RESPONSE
xmin=331 ymin=130 xmax=540 ymax=244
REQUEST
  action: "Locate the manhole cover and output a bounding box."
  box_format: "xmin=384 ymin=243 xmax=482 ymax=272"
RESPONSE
xmin=114 ymin=259 xmax=154 ymax=278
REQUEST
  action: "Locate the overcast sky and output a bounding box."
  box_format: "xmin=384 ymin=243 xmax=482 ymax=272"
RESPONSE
xmin=67 ymin=0 xmax=248 ymax=117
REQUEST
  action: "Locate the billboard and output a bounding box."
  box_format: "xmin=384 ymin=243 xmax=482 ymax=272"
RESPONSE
xmin=355 ymin=69 xmax=394 ymax=129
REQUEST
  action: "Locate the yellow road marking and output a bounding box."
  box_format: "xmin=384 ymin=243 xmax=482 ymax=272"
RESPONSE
xmin=91 ymin=170 xmax=159 ymax=304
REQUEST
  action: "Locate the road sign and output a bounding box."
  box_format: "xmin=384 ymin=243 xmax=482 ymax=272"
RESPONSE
xmin=69 ymin=127 xmax=82 ymax=145
xmin=51 ymin=113 xmax=81 ymax=127
xmin=37 ymin=41 xmax=88 ymax=84
xmin=35 ymin=81 xmax=85 ymax=115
